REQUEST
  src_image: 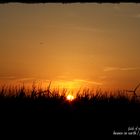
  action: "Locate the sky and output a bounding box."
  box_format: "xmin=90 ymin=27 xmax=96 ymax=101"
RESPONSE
xmin=0 ymin=3 xmax=140 ymax=91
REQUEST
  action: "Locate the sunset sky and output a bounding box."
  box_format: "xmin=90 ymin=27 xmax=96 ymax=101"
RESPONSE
xmin=0 ymin=3 xmax=140 ymax=91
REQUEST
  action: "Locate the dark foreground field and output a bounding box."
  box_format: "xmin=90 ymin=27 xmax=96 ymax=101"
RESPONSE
xmin=0 ymin=85 xmax=140 ymax=138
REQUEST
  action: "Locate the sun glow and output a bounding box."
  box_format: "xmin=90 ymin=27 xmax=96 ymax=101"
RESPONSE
xmin=53 ymin=80 xmax=82 ymax=91
xmin=66 ymin=94 xmax=74 ymax=101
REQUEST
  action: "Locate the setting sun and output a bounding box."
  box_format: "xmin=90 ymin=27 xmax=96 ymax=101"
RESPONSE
xmin=66 ymin=94 xmax=74 ymax=101
xmin=0 ymin=3 xmax=140 ymax=138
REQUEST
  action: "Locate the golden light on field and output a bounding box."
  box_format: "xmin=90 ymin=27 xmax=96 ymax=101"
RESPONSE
xmin=66 ymin=94 xmax=74 ymax=101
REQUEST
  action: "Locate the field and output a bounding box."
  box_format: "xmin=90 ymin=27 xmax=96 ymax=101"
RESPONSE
xmin=0 ymin=84 xmax=140 ymax=138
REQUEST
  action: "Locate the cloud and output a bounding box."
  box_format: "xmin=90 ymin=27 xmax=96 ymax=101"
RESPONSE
xmin=133 ymin=14 xmax=140 ymax=18
xmin=0 ymin=76 xmax=16 ymax=80
xmin=17 ymin=77 xmax=36 ymax=83
xmin=113 ymin=5 xmax=121 ymax=11
xmin=58 ymin=23 xmax=109 ymax=33
xmin=104 ymin=67 xmax=140 ymax=72
xmin=73 ymin=26 xmax=104 ymax=33
xmin=0 ymin=76 xmax=37 ymax=82
xmin=74 ymin=79 xmax=103 ymax=85
xmin=56 ymin=75 xmax=67 ymax=79
xmin=99 ymin=76 xmax=107 ymax=80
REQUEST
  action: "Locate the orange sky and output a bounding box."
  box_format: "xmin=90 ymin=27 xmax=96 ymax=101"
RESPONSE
xmin=0 ymin=3 xmax=140 ymax=91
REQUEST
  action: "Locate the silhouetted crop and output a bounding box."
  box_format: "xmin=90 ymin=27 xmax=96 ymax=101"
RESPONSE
xmin=0 ymin=83 xmax=140 ymax=111
xmin=0 ymin=83 xmax=140 ymax=138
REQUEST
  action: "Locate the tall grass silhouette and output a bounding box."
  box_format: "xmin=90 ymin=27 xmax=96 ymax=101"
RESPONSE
xmin=0 ymin=83 xmax=140 ymax=112
xmin=0 ymin=83 xmax=140 ymax=137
